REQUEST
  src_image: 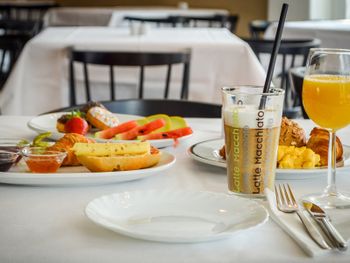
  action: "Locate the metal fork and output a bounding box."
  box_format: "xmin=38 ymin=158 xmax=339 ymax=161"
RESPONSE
xmin=275 ymin=184 xmax=332 ymax=249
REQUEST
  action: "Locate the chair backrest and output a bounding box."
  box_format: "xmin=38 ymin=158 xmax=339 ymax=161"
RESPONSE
xmin=0 ymin=36 xmax=21 ymax=89
xmin=0 ymin=2 xmax=58 ymax=21
xmin=245 ymin=38 xmax=321 ymax=118
xmin=289 ymin=66 xmax=308 ymax=119
xmin=123 ymin=16 xmax=180 ymax=27
xmin=68 ymin=49 xmax=192 ymax=106
xmin=0 ymin=19 xmax=41 ymax=40
xmin=46 ymin=99 xmax=222 ymax=118
xmin=171 ymin=14 xmax=239 ymax=33
xmin=249 ymin=20 xmax=271 ymax=39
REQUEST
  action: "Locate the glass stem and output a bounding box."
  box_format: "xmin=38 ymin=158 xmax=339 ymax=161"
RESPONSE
xmin=325 ymin=131 xmax=337 ymax=196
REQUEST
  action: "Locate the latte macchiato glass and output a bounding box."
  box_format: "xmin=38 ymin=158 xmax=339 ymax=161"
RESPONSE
xmin=222 ymin=86 xmax=284 ymax=198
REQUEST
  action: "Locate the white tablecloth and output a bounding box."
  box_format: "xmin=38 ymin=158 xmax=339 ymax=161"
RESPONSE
xmin=0 ymin=116 xmax=349 ymax=262
xmin=44 ymin=7 xmax=229 ymax=27
xmin=265 ymin=20 xmax=350 ymax=49
xmin=0 ymin=27 xmax=265 ymax=115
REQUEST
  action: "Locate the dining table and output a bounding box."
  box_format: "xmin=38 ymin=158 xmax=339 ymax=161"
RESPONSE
xmin=0 ymin=115 xmax=349 ymax=262
xmin=43 ymin=6 xmax=229 ymax=27
xmin=265 ymin=19 xmax=350 ymax=49
xmin=0 ymin=27 xmax=265 ymax=115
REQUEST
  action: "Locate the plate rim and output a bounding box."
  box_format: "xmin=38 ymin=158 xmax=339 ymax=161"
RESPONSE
xmin=188 ymin=138 xmax=350 ymax=178
xmin=0 ymin=151 xmax=176 ymax=185
xmin=85 ymin=189 xmax=269 ymax=243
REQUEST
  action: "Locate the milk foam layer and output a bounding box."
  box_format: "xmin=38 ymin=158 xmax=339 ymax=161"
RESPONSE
xmin=223 ymin=105 xmax=282 ymax=128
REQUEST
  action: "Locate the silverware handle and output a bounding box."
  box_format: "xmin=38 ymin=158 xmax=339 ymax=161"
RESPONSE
xmin=296 ymin=211 xmax=331 ymax=249
xmin=320 ymin=218 xmax=348 ymax=251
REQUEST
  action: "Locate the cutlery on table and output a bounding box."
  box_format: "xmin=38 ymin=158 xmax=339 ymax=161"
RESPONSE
xmin=275 ymin=184 xmax=331 ymax=249
xmin=303 ymin=201 xmax=348 ymax=251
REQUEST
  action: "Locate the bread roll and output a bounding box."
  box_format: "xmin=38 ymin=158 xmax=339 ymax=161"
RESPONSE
xmin=279 ymin=117 xmax=307 ymax=147
xmin=76 ymin=147 xmax=161 ymax=172
xmin=306 ymin=127 xmax=343 ymax=166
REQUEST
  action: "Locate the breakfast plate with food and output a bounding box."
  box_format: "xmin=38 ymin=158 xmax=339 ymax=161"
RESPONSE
xmin=27 ymin=102 xmax=193 ymax=148
xmin=188 ymin=117 xmax=350 ymax=180
xmin=0 ymin=135 xmax=175 ymax=185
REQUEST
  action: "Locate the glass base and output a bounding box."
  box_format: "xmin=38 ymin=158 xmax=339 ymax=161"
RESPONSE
xmin=302 ymin=191 xmax=350 ymax=209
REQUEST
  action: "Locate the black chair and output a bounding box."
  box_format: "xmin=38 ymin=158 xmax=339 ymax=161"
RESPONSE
xmin=249 ymin=20 xmax=271 ymax=39
xmin=0 ymin=2 xmax=58 ymax=22
xmin=68 ymin=49 xmax=191 ymax=106
xmin=244 ymin=38 xmax=321 ymax=118
xmin=179 ymin=14 xmax=239 ymax=33
xmin=0 ymin=36 xmax=21 ymax=89
xmin=124 ymin=16 xmax=181 ymax=27
xmin=289 ymin=66 xmax=308 ymax=119
xmin=46 ymin=99 xmax=222 ymax=118
xmin=0 ymin=19 xmax=41 ymax=46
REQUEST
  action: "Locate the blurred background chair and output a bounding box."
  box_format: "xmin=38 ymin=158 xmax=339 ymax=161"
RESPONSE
xmin=249 ymin=20 xmax=271 ymax=39
xmin=69 ymin=49 xmax=191 ymax=106
xmin=0 ymin=36 xmax=22 ymax=90
xmin=124 ymin=14 xmax=239 ymax=33
xmin=45 ymin=99 xmax=222 ymax=118
xmin=0 ymin=2 xmax=58 ymax=22
xmin=123 ymin=16 xmax=181 ymax=27
xmin=244 ymin=38 xmax=321 ymax=118
xmin=180 ymin=14 xmax=239 ymax=33
xmin=289 ymin=66 xmax=308 ymax=119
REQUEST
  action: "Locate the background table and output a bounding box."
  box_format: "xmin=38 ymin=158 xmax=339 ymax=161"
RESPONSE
xmin=0 ymin=27 xmax=265 ymax=115
xmin=44 ymin=7 xmax=229 ymax=27
xmin=0 ymin=116 xmax=349 ymax=262
xmin=265 ymin=20 xmax=350 ymax=49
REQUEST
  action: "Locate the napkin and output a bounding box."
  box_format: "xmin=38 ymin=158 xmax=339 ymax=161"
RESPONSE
xmin=265 ymin=188 xmax=329 ymax=257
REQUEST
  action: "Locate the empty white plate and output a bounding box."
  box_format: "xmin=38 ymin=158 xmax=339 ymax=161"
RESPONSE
xmin=85 ymin=189 xmax=268 ymax=243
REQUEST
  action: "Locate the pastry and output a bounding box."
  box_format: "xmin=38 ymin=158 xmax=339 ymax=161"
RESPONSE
xmin=86 ymin=106 xmax=119 ymax=130
xmin=279 ymin=117 xmax=307 ymax=147
xmin=306 ymin=127 xmax=343 ymax=166
xmin=47 ymin=133 xmax=94 ymax=166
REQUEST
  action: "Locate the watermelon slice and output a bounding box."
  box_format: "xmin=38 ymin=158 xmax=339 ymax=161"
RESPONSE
xmin=115 ymin=119 xmax=166 ymax=140
xmin=137 ymin=127 xmax=193 ymax=141
xmin=95 ymin=120 xmax=138 ymax=139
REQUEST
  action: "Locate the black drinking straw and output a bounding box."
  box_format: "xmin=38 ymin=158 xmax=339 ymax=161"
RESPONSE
xmin=259 ymin=3 xmax=289 ymax=109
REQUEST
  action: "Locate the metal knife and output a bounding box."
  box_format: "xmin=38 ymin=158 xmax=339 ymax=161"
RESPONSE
xmin=303 ymin=201 xmax=348 ymax=251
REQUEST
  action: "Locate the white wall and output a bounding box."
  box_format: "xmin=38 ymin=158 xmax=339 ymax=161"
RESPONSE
xmin=268 ymin=0 xmax=347 ymax=21
xmin=268 ymin=0 xmax=309 ymax=21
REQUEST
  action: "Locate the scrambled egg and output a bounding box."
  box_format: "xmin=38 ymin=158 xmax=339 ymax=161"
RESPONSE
xmin=277 ymin=146 xmax=321 ymax=169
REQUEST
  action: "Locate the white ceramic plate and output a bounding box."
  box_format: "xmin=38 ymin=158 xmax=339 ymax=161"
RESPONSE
xmin=188 ymin=138 xmax=350 ymax=180
xmin=27 ymin=113 xmax=192 ymax=148
xmin=0 ymin=152 xmax=175 ymax=186
xmin=85 ymin=189 xmax=268 ymax=243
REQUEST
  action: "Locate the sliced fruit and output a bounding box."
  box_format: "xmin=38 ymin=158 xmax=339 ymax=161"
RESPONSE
xmin=136 ymin=118 xmax=149 ymax=126
xmin=115 ymin=119 xmax=166 ymax=140
xmin=145 ymin=114 xmax=172 ymax=133
xmin=137 ymin=127 xmax=193 ymax=140
xmin=169 ymin=116 xmax=187 ymax=130
xmin=65 ymin=117 xmax=89 ymax=135
xmin=95 ymin=120 xmax=138 ymax=139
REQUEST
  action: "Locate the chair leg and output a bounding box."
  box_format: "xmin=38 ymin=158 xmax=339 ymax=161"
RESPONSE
xmin=139 ymin=66 xmax=144 ymax=99
xmin=164 ymin=64 xmax=172 ymax=98
xmin=69 ymin=60 xmax=76 ymax=106
xmin=181 ymin=62 xmax=190 ymax=99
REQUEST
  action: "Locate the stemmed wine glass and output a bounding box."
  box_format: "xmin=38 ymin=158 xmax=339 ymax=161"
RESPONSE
xmin=302 ymin=48 xmax=350 ymax=209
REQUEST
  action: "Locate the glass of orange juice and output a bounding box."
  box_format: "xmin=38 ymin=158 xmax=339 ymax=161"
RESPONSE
xmin=303 ymin=48 xmax=350 ymax=208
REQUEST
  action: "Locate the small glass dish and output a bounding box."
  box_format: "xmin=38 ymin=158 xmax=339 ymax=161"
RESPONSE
xmin=0 ymin=150 xmax=20 ymax=172
xmin=21 ymin=147 xmax=67 ymax=173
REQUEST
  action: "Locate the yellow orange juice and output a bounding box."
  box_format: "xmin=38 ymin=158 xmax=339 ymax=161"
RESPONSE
xmin=303 ymin=75 xmax=350 ymax=130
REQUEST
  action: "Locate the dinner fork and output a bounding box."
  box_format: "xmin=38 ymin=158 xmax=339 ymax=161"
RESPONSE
xmin=275 ymin=184 xmax=332 ymax=249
